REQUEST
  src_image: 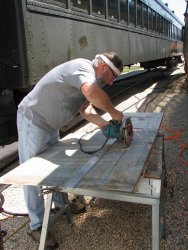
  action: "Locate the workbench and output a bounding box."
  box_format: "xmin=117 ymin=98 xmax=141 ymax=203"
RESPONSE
xmin=0 ymin=112 xmax=166 ymax=250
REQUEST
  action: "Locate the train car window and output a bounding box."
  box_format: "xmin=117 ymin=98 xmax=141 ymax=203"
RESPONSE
xmin=92 ymin=0 xmax=106 ymax=17
xmin=162 ymin=18 xmax=164 ymax=35
xmin=71 ymin=0 xmax=89 ymax=12
xmin=137 ymin=0 xmax=142 ymax=27
xmin=160 ymin=16 xmax=163 ymax=35
xmin=177 ymin=27 xmax=179 ymax=40
xmin=172 ymin=25 xmax=175 ymax=39
xmin=143 ymin=4 xmax=148 ymax=29
xmin=153 ymin=11 xmax=157 ymax=32
xmin=129 ymin=0 xmax=135 ymax=25
xmin=156 ymin=13 xmax=160 ymax=33
xmin=173 ymin=26 xmax=175 ymax=39
xmin=170 ymin=23 xmax=172 ymax=38
xmin=108 ymin=0 xmax=118 ymax=20
xmin=174 ymin=26 xmax=177 ymax=40
xmin=163 ymin=19 xmax=165 ymax=36
xmin=148 ymin=8 xmax=152 ymax=31
xmin=120 ymin=0 xmax=128 ymax=23
xmin=163 ymin=19 xmax=166 ymax=36
xmin=178 ymin=28 xmax=181 ymax=40
xmin=171 ymin=25 xmax=173 ymax=38
xmin=165 ymin=20 xmax=168 ymax=36
xmin=168 ymin=22 xmax=170 ymax=38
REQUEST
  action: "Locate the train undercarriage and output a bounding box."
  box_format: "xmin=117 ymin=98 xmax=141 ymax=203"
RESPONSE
xmin=140 ymin=56 xmax=183 ymax=71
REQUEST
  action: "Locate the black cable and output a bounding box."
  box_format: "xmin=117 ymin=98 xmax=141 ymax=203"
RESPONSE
xmin=78 ymin=132 xmax=109 ymax=155
xmin=2 ymin=209 xmax=28 ymax=217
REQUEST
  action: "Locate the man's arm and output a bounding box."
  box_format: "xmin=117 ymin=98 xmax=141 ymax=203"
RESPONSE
xmin=79 ymin=100 xmax=109 ymax=128
xmin=80 ymin=82 xmax=123 ymax=123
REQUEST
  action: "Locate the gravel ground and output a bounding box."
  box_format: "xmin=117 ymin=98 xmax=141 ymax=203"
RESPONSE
xmin=0 ymin=65 xmax=188 ymax=250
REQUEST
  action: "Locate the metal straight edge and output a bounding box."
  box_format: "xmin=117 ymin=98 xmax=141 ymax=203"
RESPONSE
xmin=60 ymin=187 xmax=160 ymax=206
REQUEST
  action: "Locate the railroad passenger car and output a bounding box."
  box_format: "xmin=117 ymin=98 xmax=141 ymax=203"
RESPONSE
xmin=184 ymin=0 xmax=188 ymax=76
xmin=0 ymin=0 xmax=184 ymax=145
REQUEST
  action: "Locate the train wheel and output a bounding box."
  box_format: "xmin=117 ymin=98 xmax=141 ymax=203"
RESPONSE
xmin=166 ymin=58 xmax=178 ymax=70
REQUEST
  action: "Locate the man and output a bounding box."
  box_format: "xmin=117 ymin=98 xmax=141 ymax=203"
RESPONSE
xmin=17 ymin=52 xmax=123 ymax=247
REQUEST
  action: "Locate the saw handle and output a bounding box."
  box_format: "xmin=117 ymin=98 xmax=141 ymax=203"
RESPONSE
xmin=102 ymin=120 xmax=121 ymax=139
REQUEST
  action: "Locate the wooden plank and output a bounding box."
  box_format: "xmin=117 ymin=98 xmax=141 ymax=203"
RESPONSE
xmin=77 ymin=140 xmax=126 ymax=189
xmin=78 ymin=113 xmax=163 ymax=192
xmin=144 ymin=171 xmax=161 ymax=179
xmin=98 ymin=131 xmax=158 ymax=191
xmin=142 ymin=135 xmax=163 ymax=177
xmin=100 ymin=112 xmax=162 ymax=192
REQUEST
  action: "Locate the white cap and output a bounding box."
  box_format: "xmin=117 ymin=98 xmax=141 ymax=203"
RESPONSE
xmin=95 ymin=54 xmax=121 ymax=76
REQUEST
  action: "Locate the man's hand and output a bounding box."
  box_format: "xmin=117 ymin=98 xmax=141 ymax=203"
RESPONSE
xmin=102 ymin=120 xmax=121 ymax=139
xmin=110 ymin=109 xmax=123 ymax=123
xmin=79 ymin=101 xmax=109 ymax=128
xmin=81 ymin=82 xmax=118 ymax=115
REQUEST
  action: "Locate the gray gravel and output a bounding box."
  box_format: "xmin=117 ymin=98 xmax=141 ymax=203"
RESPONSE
xmin=1 ymin=66 xmax=188 ymax=250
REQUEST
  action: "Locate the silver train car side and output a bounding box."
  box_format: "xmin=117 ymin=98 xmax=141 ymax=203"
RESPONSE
xmin=0 ymin=0 xmax=184 ymax=145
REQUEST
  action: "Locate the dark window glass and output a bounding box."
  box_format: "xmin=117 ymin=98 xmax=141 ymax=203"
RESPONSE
xmin=120 ymin=0 xmax=128 ymax=23
xmin=108 ymin=0 xmax=118 ymax=19
xmin=153 ymin=11 xmax=156 ymax=32
xmin=171 ymin=24 xmax=173 ymax=38
xmin=160 ymin=16 xmax=163 ymax=35
xmin=161 ymin=17 xmax=163 ymax=35
xmin=71 ymin=0 xmax=89 ymax=11
xmin=168 ymin=22 xmax=170 ymax=37
xmin=143 ymin=4 xmax=148 ymax=29
xmin=92 ymin=0 xmax=106 ymax=16
xmin=148 ymin=8 xmax=152 ymax=31
xmin=165 ymin=19 xmax=168 ymax=36
xmin=172 ymin=25 xmax=174 ymax=38
xmin=174 ymin=26 xmax=177 ymax=39
xmin=178 ymin=28 xmax=180 ymax=40
xmin=156 ymin=13 xmax=160 ymax=33
xmin=169 ymin=23 xmax=172 ymax=38
xmin=137 ymin=0 xmax=142 ymax=27
xmin=162 ymin=18 xmax=164 ymax=35
xmin=163 ymin=19 xmax=166 ymax=36
xmin=178 ymin=28 xmax=181 ymax=40
xmin=129 ymin=0 xmax=135 ymax=25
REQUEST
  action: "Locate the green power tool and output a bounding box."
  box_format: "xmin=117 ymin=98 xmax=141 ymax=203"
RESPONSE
xmin=102 ymin=117 xmax=133 ymax=148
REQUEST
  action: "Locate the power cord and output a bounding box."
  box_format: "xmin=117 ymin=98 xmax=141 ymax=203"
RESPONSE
xmin=78 ymin=130 xmax=109 ymax=155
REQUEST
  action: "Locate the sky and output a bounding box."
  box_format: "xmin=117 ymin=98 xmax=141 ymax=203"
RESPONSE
xmin=163 ymin=0 xmax=187 ymax=23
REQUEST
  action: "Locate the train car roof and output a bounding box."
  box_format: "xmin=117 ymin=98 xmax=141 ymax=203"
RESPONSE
xmin=144 ymin=0 xmax=184 ymax=27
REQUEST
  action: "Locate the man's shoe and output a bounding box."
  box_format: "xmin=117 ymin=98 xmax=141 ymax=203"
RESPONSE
xmin=28 ymin=227 xmax=58 ymax=249
xmin=52 ymin=199 xmax=86 ymax=215
xmin=69 ymin=199 xmax=86 ymax=214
